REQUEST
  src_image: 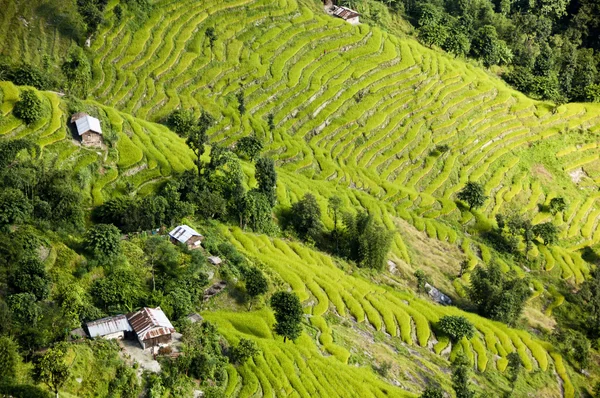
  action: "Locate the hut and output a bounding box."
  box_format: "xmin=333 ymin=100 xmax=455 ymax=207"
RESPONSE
xmin=169 ymin=225 xmax=203 ymax=249
xmin=85 ymin=314 xmax=132 ymax=340
xmin=127 ymin=307 xmax=175 ymax=349
xmin=71 ymin=113 xmax=103 ymax=147
xmin=332 ymin=6 xmax=360 ymax=24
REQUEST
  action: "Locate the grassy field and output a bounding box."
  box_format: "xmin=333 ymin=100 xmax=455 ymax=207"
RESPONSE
xmin=2 ymin=0 xmax=600 ymax=395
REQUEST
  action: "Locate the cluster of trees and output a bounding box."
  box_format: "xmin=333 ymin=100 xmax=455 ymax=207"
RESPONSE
xmin=358 ymin=0 xmax=600 ymax=103
xmin=0 ymin=139 xmax=85 ymax=232
xmin=286 ymin=194 xmax=393 ymax=270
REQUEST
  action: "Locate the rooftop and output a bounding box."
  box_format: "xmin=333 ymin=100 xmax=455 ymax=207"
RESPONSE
xmin=73 ymin=113 xmax=103 ymax=136
xmin=332 ymin=6 xmax=360 ymax=20
xmin=86 ymin=314 xmax=132 ymax=337
xmin=127 ymin=307 xmax=175 ymax=341
xmin=169 ymin=225 xmax=202 ymax=244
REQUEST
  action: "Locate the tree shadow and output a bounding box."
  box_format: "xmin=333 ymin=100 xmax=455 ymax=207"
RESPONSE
xmin=35 ymin=3 xmax=85 ymax=44
xmin=581 ymin=246 xmax=600 ymax=265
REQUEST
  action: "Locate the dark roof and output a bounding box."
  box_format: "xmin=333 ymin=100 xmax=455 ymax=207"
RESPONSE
xmin=127 ymin=307 xmax=175 ymax=341
xmin=333 ymin=6 xmax=360 ymax=20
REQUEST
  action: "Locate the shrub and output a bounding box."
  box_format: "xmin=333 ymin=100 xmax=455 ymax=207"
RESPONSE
xmin=438 ymin=316 xmax=475 ymax=343
xmin=231 ymin=338 xmax=260 ymax=364
xmin=13 ymin=89 xmax=45 ymax=125
xmin=166 ymin=109 xmax=195 ymax=136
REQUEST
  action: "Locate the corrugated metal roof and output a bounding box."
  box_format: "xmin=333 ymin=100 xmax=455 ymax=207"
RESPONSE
xmin=86 ymin=314 xmax=132 ymax=337
xmin=332 ymin=6 xmax=359 ymax=20
xmin=169 ymin=225 xmax=202 ymax=244
xmin=127 ymin=307 xmax=175 ymax=342
xmin=74 ymin=114 xmax=103 ymax=135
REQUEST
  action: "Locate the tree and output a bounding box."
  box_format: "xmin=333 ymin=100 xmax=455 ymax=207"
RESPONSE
xmin=471 ymin=25 xmax=512 ymax=67
xmin=468 ymin=262 xmax=531 ymax=324
xmin=549 ymin=197 xmax=566 ymax=215
xmin=8 ymin=258 xmax=51 ymax=300
xmin=0 ymin=188 xmax=33 ymax=227
xmin=255 ymin=157 xmax=277 ymax=206
xmin=166 ymin=109 xmax=195 ymax=136
xmin=237 ymin=90 xmax=245 ymax=115
xmin=76 ymin=0 xmax=105 ymax=36
xmin=7 ymin=293 xmax=41 ymax=326
xmin=270 ymin=291 xmax=303 ymax=342
xmin=91 ymin=268 xmax=144 ymax=312
xmin=84 ymin=223 xmax=121 ymax=260
xmin=356 ymin=213 xmax=393 ymax=270
xmin=328 ymin=195 xmax=343 ymax=254
xmin=290 ymin=193 xmax=322 ymax=242
xmin=0 ymin=336 xmax=22 ymax=385
xmin=437 ymin=316 xmax=475 ymax=342
xmin=205 ymin=27 xmax=217 ymax=51
xmin=236 ymin=136 xmax=263 ymax=160
xmin=532 ymin=222 xmax=557 ymax=245
xmin=267 ymin=113 xmax=275 ymax=131
xmin=196 ymin=190 xmax=227 ymax=219
xmin=581 ymin=268 xmax=600 ymax=338
xmin=34 ymin=344 xmax=70 ymax=398
xmin=420 ymin=386 xmax=445 ymax=398
xmin=451 ymin=354 xmax=474 ymax=398
xmin=506 ymin=352 xmax=522 ymax=386
xmin=61 ymin=47 xmax=91 ymax=98
xmin=457 ymin=182 xmax=487 ymax=210
xmin=231 ymin=338 xmax=260 ymax=364
xmin=554 ymin=328 xmax=590 ymax=371
xmin=13 ymin=89 xmax=44 ymax=125
xmin=164 ymin=288 xmax=194 ymax=321
xmin=186 ymin=111 xmax=214 ymax=177
xmin=245 ymin=267 xmax=268 ymax=310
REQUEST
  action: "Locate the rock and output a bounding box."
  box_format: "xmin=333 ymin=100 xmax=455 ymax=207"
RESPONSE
xmin=424 ymin=283 xmax=452 ymax=305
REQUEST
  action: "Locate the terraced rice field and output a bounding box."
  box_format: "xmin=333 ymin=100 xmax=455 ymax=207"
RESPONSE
xmin=84 ymin=0 xmax=600 ymax=282
xmin=203 ymin=227 xmax=576 ymax=397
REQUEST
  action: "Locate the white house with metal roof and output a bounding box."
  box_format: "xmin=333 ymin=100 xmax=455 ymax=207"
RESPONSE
xmin=71 ymin=112 xmax=103 ymax=147
xmin=331 ymin=5 xmax=360 ymax=24
xmin=169 ymin=225 xmax=203 ymax=249
xmin=85 ymin=314 xmax=132 ymax=340
xmin=127 ymin=307 xmax=176 ymax=349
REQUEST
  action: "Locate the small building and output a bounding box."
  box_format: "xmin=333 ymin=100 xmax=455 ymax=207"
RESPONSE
xmin=127 ymin=307 xmax=176 ymax=349
xmin=86 ymin=314 xmax=132 ymax=340
xmin=207 ymin=256 xmax=222 ymax=265
xmin=332 ymin=6 xmax=360 ymax=24
xmin=169 ymin=225 xmax=203 ymax=250
xmin=424 ymin=283 xmax=452 ymax=306
xmin=71 ymin=112 xmax=103 ymax=147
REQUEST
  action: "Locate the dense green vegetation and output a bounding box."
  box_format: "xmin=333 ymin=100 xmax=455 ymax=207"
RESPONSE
xmin=1 ymin=0 xmax=600 ymax=396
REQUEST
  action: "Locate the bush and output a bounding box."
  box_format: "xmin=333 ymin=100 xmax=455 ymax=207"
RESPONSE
xmin=166 ymin=109 xmax=195 ymax=136
xmin=13 ymin=89 xmax=45 ymax=125
xmin=231 ymin=338 xmax=260 ymax=364
xmin=437 ymin=316 xmax=475 ymax=343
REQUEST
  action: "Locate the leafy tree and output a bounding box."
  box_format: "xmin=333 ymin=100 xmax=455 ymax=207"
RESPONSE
xmin=205 ymin=27 xmax=217 ymax=50
xmin=77 ymin=0 xmax=105 ymax=35
xmin=506 ymin=352 xmax=522 ymax=385
xmin=186 ymin=111 xmax=214 ymax=177
xmin=84 ymin=223 xmax=121 ymax=260
xmin=340 ymin=210 xmax=393 ymax=270
xmin=236 ymin=91 xmax=245 ymax=115
xmin=451 ymin=354 xmax=474 ymax=398
xmin=271 ymin=291 xmax=303 ymax=342
xmin=231 ymin=338 xmax=260 ymax=364
xmin=0 ymin=336 xmax=22 ymax=384
xmin=236 ymin=136 xmax=263 ymax=160
xmin=61 ymin=47 xmax=91 ymax=98
xmin=91 ymin=268 xmax=144 ymax=312
xmin=468 ymin=262 xmax=531 ymax=324
xmin=267 ymin=113 xmax=275 ymax=131
xmin=442 ymin=25 xmax=471 ymax=57
xmin=34 ymin=344 xmax=70 ymax=398
xmin=419 ymin=24 xmax=448 ymax=48
xmin=328 ymin=195 xmax=343 ymax=254
xmin=245 ymin=266 xmax=268 ymax=310
xmin=554 ymin=328 xmax=590 ymax=370
xmin=195 ymin=190 xmax=227 ymax=220
xmin=290 ymin=193 xmax=322 ymax=242
xmin=437 ymin=316 xmax=475 ymax=342
xmin=457 ymin=181 xmax=487 ymax=210
xmin=6 ymin=64 xmax=50 ymax=90
xmin=166 ymin=109 xmax=195 ymax=136
xmin=255 ymin=157 xmax=277 ymax=206
xmin=8 ymin=258 xmax=51 ymax=301
xmin=7 ymin=293 xmax=41 ymax=326
xmin=549 ymin=197 xmax=566 ymax=215
xmin=414 ymin=269 xmax=431 ymax=292
xmin=238 ymin=190 xmax=273 ymax=233
xmin=0 ymin=139 xmax=37 ymax=171
xmin=532 ymin=222 xmax=557 ymax=245
xmin=471 ymin=25 xmax=512 ymax=67
xmin=164 ymin=288 xmax=194 ymax=321
xmin=0 ymin=188 xmax=33 ymax=227
xmin=13 ymin=89 xmax=44 ymax=125
xmin=581 ymin=268 xmax=600 ymax=338
xmin=420 ymin=386 xmax=445 ymax=398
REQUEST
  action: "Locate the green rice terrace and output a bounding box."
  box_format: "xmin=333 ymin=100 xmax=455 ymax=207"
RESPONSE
xmin=1 ymin=0 xmax=600 ymax=397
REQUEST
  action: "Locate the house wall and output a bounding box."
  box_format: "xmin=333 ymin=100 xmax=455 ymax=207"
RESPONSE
xmin=186 ymin=236 xmax=203 ymax=249
xmin=101 ymin=331 xmax=125 ymax=340
xmin=347 ymin=16 xmax=359 ymax=24
xmin=140 ymin=334 xmax=172 ymax=349
xmin=81 ymin=132 xmax=103 ymax=147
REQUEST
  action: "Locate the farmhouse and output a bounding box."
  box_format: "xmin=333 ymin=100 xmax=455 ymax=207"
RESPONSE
xmin=169 ymin=224 xmax=203 ymax=249
xmin=85 ymin=314 xmax=132 ymax=340
xmin=127 ymin=307 xmax=176 ymax=349
xmin=331 ymin=6 xmax=360 ymax=24
xmin=71 ymin=112 xmax=103 ymax=147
